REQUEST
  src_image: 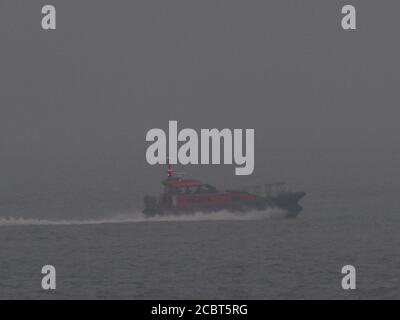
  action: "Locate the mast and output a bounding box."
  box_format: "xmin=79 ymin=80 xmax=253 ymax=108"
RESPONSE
xmin=166 ymin=158 xmax=173 ymax=179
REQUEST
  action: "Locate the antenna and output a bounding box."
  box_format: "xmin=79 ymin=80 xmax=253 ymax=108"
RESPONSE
xmin=166 ymin=158 xmax=185 ymax=179
xmin=166 ymin=158 xmax=174 ymax=178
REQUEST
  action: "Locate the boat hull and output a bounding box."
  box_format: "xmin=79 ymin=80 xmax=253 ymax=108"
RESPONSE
xmin=142 ymin=191 xmax=306 ymax=219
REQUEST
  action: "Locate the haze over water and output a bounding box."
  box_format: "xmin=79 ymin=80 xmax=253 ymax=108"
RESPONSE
xmin=1 ymin=1 xmax=400 ymax=299
xmin=1 ymin=148 xmax=399 ymax=299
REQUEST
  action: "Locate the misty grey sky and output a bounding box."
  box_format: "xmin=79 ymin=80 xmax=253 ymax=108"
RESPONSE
xmin=1 ymin=1 xmax=399 ymax=201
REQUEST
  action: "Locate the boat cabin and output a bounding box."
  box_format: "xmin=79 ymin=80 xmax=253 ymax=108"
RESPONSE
xmin=162 ymin=179 xmax=218 ymax=195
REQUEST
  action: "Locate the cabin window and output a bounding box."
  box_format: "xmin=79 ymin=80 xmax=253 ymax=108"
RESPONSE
xmin=200 ymin=184 xmax=217 ymax=193
xmin=184 ymin=186 xmax=197 ymax=194
xmin=169 ymin=186 xmax=182 ymax=194
xmin=168 ymin=184 xmax=217 ymax=194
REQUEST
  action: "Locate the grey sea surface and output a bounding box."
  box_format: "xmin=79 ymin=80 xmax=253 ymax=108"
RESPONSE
xmin=0 ymin=174 xmax=399 ymax=300
xmin=1 ymin=0 xmax=400 ymax=300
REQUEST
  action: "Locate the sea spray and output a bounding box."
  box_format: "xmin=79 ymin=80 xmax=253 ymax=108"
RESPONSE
xmin=0 ymin=208 xmax=288 ymax=227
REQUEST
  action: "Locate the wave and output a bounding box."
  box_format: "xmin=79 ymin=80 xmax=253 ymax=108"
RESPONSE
xmin=0 ymin=208 xmax=288 ymax=227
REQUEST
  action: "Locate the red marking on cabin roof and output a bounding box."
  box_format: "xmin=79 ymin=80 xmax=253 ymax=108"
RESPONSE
xmin=164 ymin=179 xmax=204 ymax=187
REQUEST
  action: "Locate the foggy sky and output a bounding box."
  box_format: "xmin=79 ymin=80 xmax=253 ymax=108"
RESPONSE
xmin=1 ymin=1 xmax=399 ymax=203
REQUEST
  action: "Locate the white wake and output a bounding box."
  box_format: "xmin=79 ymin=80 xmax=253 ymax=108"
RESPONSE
xmin=0 ymin=208 xmax=288 ymax=227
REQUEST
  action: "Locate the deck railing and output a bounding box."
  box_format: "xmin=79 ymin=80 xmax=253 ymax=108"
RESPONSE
xmin=229 ymin=182 xmax=288 ymax=197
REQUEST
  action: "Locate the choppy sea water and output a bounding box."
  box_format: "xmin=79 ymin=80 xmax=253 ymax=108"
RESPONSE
xmin=0 ymin=183 xmax=399 ymax=299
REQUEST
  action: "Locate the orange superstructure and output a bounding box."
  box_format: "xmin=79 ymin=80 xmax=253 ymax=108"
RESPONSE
xmin=142 ymin=164 xmax=306 ymax=218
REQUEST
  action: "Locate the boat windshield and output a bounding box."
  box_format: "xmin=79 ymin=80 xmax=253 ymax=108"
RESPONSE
xmin=167 ymin=184 xmax=217 ymax=195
